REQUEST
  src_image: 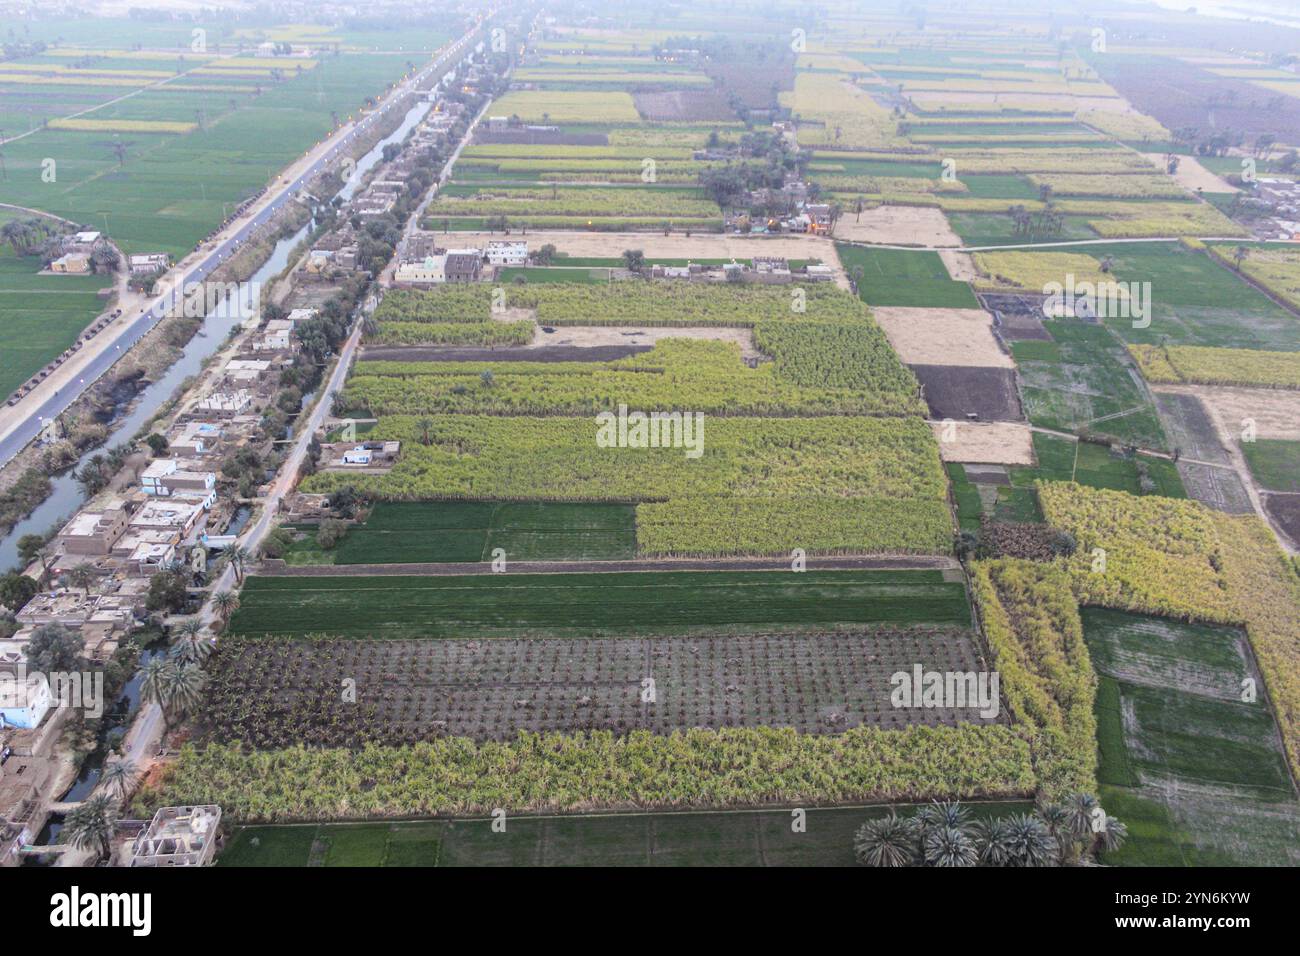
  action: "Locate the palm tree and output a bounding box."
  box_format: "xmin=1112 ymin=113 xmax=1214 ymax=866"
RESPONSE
xmin=34 ymin=545 xmax=57 ymax=588
xmin=915 ymin=800 xmax=968 ymax=834
xmin=1095 ymin=817 xmax=1129 ymax=856
xmin=100 ymin=759 xmax=139 ymax=801
xmin=212 ymin=590 xmax=239 ymax=624
xmin=922 ymin=825 xmax=978 ymax=867
xmin=62 ymin=794 xmax=117 ymax=861
xmin=162 ymin=660 xmax=206 ymax=717
xmin=853 ymin=811 xmax=916 ymax=867
xmin=170 ymin=620 xmax=212 ymax=663
xmin=1002 ymin=813 xmax=1057 ymax=867
xmin=220 ymin=546 xmax=250 ymax=584
xmin=140 ymin=657 xmax=170 ymax=711
xmin=1232 ymin=245 xmax=1249 ymax=271
xmin=974 ymin=817 xmax=1014 ymax=866
xmin=1065 ymin=792 xmax=1100 ymax=842
xmin=65 ymin=564 xmax=95 ymax=592
xmin=416 ymin=418 xmax=433 ymax=446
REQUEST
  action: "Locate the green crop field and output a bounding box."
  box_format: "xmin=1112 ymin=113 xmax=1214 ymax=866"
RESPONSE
xmin=1242 ymin=439 xmax=1300 ymax=493
xmin=1084 ymin=243 xmax=1300 ymax=351
xmin=1013 ymin=320 xmax=1169 ymax=450
xmin=227 ymin=569 xmax=971 ymax=638
xmin=0 ymin=52 xmax=427 ymax=257
xmin=0 ymin=251 xmax=109 ymax=397
xmin=294 ymin=501 xmax=638 ymax=564
xmin=218 ymin=801 xmax=1032 ymax=867
xmin=1083 ymin=608 xmax=1300 ymax=866
xmin=835 ymin=244 xmax=979 ymax=308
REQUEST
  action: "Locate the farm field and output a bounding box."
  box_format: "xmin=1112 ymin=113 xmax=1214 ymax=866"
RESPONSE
xmin=1083 ymin=609 xmax=1300 ymax=866
xmin=1012 ymin=321 xmax=1169 ymax=450
xmin=947 ymin=432 xmax=1183 ymax=532
xmin=199 ymin=626 xmax=999 ymax=747
xmin=286 ymin=501 xmax=637 ymax=565
xmin=0 ymin=49 xmax=428 ymax=257
xmin=50 ymin=1 xmax=1300 ymax=878
xmin=0 ymin=250 xmax=109 ymax=398
xmin=835 ymin=245 xmax=980 ymax=309
xmin=1243 ymin=439 xmax=1300 ymax=493
xmin=217 ymin=802 xmax=1034 ymax=867
xmin=226 ymin=569 xmax=972 ymax=638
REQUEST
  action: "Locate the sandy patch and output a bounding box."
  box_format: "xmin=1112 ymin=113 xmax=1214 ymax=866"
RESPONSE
xmin=938 ymin=249 xmax=978 ymax=282
xmin=872 ymin=307 xmax=1013 ymax=368
xmin=1158 ymin=384 xmax=1300 ymax=440
xmin=831 ymin=205 xmax=961 ymax=247
xmin=932 ymin=421 xmax=1034 ymax=465
xmin=531 ymin=325 xmax=761 ymax=360
xmin=1141 ymin=153 xmax=1237 ymax=193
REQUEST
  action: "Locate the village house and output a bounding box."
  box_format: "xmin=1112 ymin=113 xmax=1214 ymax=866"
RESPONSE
xmin=0 ymin=673 xmax=52 ymax=730
xmin=444 ymin=249 xmax=483 ymax=283
xmin=252 ymin=319 xmax=296 ymax=352
xmin=140 ymin=458 xmax=217 ymax=498
xmin=128 ymin=497 xmax=207 ymax=541
xmin=130 ymin=805 xmax=222 ymax=867
xmin=167 ymin=421 xmax=221 ymax=458
xmin=58 ymin=502 xmax=130 ymax=557
xmin=395 ymin=254 xmax=447 ymax=285
xmin=485 ymin=239 xmax=528 ymax=266
xmin=128 ymin=253 xmax=170 ymax=275
xmin=49 ymin=253 xmax=90 ymax=275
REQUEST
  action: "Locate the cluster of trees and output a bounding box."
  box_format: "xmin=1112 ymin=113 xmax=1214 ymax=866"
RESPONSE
xmin=0 ymin=217 xmax=60 ymax=255
xmin=854 ymin=795 xmax=1127 ymax=867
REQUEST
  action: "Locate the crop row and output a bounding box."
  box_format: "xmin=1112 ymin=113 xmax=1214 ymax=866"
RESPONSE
xmin=342 ymin=331 xmax=923 ymax=418
xmin=1129 ymin=343 xmax=1300 ymax=389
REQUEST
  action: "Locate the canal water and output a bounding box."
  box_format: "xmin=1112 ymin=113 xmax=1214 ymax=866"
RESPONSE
xmin=0 ymin=95 xmax=430 ymax=572
xmin=25 ymin=641 xmax=166 ymax=860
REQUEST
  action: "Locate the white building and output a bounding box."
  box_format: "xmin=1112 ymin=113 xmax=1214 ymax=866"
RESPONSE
xmin=253 ymin=319 xmax=294 ymax=352
xmin=129 ymin=253 xmax=170 ymax=275
xmin=130 ymin=806 xmax=223 ymax=867
xmin=0 ymin=672 xmax=52 ymax=729
xmin=485 ymin=240 xmax=528 ymax=266
xmin=395 ymin=254 xmax=447 ymax=285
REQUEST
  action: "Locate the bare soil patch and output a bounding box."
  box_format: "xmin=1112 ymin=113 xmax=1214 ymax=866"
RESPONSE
xmin=1141 ymin=153 xmax=1237 ymax=193
xmin=1175 ymin=461 xmax=1255 ymax=514
xmin=913 ymin=365 xmax=1024 ymax=422
xmin=832 ymin=205 xmax=961 ymax=247
xmin=1161 ymin=385 xmax=1300 ymax=440
xmin=980 ymin=292 xmax=1053 ymax=341
xmin=872 ymin=306 xmax=1013 ymax=368
xmin=932 ymin=421 xmax=1034 ymax=465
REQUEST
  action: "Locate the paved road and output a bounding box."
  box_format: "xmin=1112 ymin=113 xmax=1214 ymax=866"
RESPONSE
xmin=0 ymin=24 xmax=484 ymax=468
